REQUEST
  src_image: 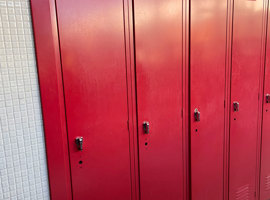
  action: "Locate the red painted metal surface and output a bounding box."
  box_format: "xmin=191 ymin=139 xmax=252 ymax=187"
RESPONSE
xmin=30 ymin=1 xmax=73 ymax=199
xmin=55 ymin=0 xmax=132 ymax=199
xmin=133 ymin=1 xmax=184 ymax=199
xmin=190 ymin=0 xmax=227 ymax=199
xmin=224 ymin=2 xmax=234 ymax=199
xmin=260 ymin=3 xmax=270 ymax=199
xmin=229 ymin=0 xmax=266 ymax=199
xmin=30 ymin=1 xmax=270 ymax=199
xmin=122 ymin=1 xmax=141 ymax=199
xmin=182 ymin=1 xmax=190 ymax=199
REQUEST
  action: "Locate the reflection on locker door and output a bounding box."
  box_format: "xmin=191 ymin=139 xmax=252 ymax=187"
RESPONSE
xmin=55 ymin=0 xmax=132 ymax=199
xmin=229 ymin=0 xmax=265 ymax=199
xmin=190 ymin=0 xmax=227 ymax=199
xmin=260 ymin=5 xmax=270 ymax=200
xmin=133 ymin=0 xmax=184 ymax=199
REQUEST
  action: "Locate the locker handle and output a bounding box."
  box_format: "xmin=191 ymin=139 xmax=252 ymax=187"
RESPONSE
xmin=75 ymin=137 xmax=83 ymax=151
xmin=266 ymin=94 xmax=270 ymax=103
xmin=143 ymin=121 xmax=150 ymax=134
xmin=194 ymin=108 xmax=200 ymax=122
xmin=233 ymin=102 xmax=239 ymax=112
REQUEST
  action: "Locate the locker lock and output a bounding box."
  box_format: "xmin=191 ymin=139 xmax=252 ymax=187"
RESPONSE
xmin=194 ymin=108 xmax=200 ymax=122
xmin=266 ymin=94 xmax=270 ymax=103
xmin=75 ymin=137 xmax=83 ymax=151
xmin=143 ymin=121 xmax=150 ymax=134
xmin=233 ymin=102 xmax=239 ymax=112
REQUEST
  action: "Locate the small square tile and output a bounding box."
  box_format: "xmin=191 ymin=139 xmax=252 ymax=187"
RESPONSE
xmin=0 ymin=0 xmax=49 ymax=199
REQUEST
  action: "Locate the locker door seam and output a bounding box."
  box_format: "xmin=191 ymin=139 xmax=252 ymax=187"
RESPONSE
xmin=180 ymin=0 xmax=190 ymax=199
xmin=130 ymin=1 xmax=142 ymax=200
xmin=226 ymin=0 xmax=236 ymax=199
xmin=122 ymin=1 xmax=134 ymax=199
xmin=187 ymin=0 xmax=192 ymax=199
xmin=52 ymin=1 xmax=74 ymax=199
xmin=257 ymin=0 xmax=270 ymax=199
xmin=122 ymin=0 xmax=140 ymax=199
xmin=224 ymin=0 xmax=233 ymax=198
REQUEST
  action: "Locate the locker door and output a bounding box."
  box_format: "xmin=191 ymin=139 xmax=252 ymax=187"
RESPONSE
xmin=55 ymin=0 xmax=132 ymax=199
xmin=260 ymin=4 xmax=270 ymax=200
xmin=229 ymin=0 xmax=265 ymax=199
xmin=133 ymin=1 xmax=184 ymax=199
xmin=190 ymin=0 xmax=227 ymax=199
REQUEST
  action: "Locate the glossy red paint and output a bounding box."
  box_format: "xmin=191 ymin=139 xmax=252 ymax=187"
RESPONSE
xmin=224 ymin=1 xmax=234 ymax=199
xmin=133 ymin=0 xmax=185 ymax=199
xmin=30 ymin=0 xmax=270 ymax=199
xmin=229 ymin=0 xmax=266 ymax=199
xmin=182 ymin=1 xmax=190 ymax=199
xmin=122 ymin=0 xmax=141 ymax=199
xmin=260 ymin=2 xmax=270 ymax=199
xmin=55 ymin=0 xmax=133 ymax=199
xmin=30 ymin=0 xmax=73 ymax=199
xmin=190 ymin=0 xmax=227 ymax=199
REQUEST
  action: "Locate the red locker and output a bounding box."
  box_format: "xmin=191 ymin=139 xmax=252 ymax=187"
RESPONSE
xmin=190 ymin=0 xmax=227 ymax=199
xmin=260 ymin=4 xmax=270 ymax=199
xmin=55 ymin=0 xmax=132 ymax=199
xmin=229 ymin=0 xmax=266 ymax=199
xmin=133 ymin=0 xmax=185 ymax=199
xmin=31 ymin=0 xmax=270 ymax=199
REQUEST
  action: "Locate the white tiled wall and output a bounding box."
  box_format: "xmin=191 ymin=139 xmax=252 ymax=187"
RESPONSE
xmin=0 ymin=0 xmax=50 ymax=199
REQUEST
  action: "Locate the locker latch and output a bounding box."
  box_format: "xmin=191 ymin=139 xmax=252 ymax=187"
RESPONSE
xmin=194 ymin=108 xmax=200 ymax=122
xmin=266 ymin=94 xmax=270 ymax=103
xmin=75 ymin=137 xmax=83 ymax=151
xmin=143 ymin=121 xmax=150 ymax=134
xmin=233 ymin=102 xmax=239 ymax=112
